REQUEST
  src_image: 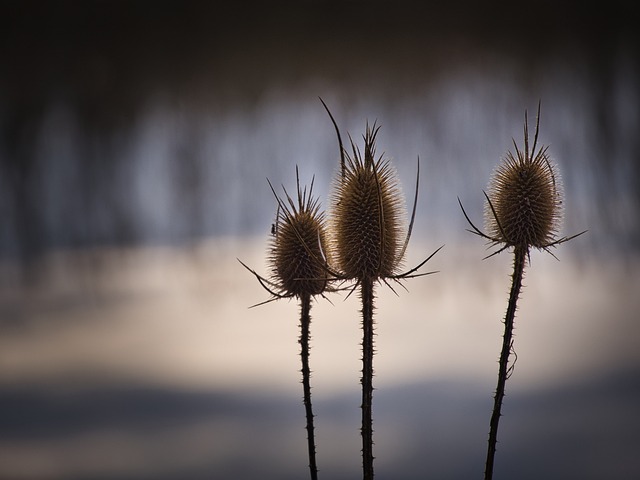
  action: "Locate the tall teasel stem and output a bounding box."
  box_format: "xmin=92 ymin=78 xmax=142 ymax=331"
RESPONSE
xmin=239 ymin=167 xmax=333 ymax=480
xmin=360 ymin=278 xmax=376 ymax=480
xmin=485 ymin=245 xmax=526 ymax=480
xmin=331 ymin=123 xmax=396 ymax=480
xmin=299 ymin=293 xmax=318 ymax=480
xmin=321 ymin=98 xmax=441 ymax=480
xmin=458 ymin=103 xmax=585 ymax=480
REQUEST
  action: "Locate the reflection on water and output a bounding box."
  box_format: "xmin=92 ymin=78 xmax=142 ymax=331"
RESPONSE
xmin=1 ymin=238 xmax=639 ymax=479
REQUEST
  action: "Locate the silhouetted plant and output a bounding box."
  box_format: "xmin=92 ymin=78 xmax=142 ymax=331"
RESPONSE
xmin=321 ymin=99 xmax=441 ymax=480
xmin=458 ymin=103 xmax=585 ymax=480
xmin=239 ymin=167 xmax=333 ymax=480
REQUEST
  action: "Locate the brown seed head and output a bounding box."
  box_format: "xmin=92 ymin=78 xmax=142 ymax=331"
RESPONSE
xmin=270 ymin=177 xmax=331 ymax=298
xmin=485 ymin=113 xmax=563 ymax=250
xmin=330 ymin=123 xmax=406 ymax=280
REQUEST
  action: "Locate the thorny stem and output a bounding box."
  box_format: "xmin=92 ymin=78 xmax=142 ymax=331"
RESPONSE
xmin=299 ymin=294 xmax=319 ymax=480
xmin=360 ymin=278 xmax=375 ymax=480
xmin=485 ymin=245 xmax=527 ymax=480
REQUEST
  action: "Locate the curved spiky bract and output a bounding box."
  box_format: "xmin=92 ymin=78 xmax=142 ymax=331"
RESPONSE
xmin=331 ymin=123 xmax=406 ymax=281
xmin=270 ymin=176 xmax=331 ymax=298
xmin=486 ymin=144 xmax=563 ymax=250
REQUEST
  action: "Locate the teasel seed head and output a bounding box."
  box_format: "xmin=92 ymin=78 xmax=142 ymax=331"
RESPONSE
xmin=485 ymin=109 xmax=563 ymax=250
xmin=269 ymin=170 xmax=332 ymax=298
xmin=330 ymin=123 xmax=406 ymax=280
xmin=239 ymin=167 xmax=333 ymax=306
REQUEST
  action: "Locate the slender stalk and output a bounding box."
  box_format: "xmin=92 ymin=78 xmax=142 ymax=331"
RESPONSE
xmin=299 ymin=293 xmax=319 ymax=480
xmin=360 ymin=278 xmax=375 ymax=480
xmin=485 ymin=246 xmax=527 ymax=480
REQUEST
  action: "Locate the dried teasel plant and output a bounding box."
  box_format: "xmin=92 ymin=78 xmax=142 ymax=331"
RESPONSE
xmin=239 ymin=167 xmax=333 ymax=480
xmin=321 ymin=99 xmax=442 ymax=480
xmin=458 ymin=103 xmax=585 ymax=480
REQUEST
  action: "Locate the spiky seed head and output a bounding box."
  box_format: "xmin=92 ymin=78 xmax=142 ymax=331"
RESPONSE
xmin=486 ymin=123 xmax=563 ymax=250
xmin=330 ymin=123 xmax=406 ymax=280
xmin=270 ymin=188 xmax=330 ymax=298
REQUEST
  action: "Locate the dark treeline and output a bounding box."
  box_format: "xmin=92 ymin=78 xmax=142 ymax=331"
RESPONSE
xmin=1 ymin=0 xmax=638 ymax=264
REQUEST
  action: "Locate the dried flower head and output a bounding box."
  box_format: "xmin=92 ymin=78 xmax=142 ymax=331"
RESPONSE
xmin=319 ymin=99 xmax=441 ymax=287
xmin=240 ymin=167 xmax=332 ymax=305
xmin=485 ymin=112 xmax=562 ymax=250
xmin=270 ymin=175 xmax=330 ymax=297
xmin=331 ymin=123 xmax=406 ymax=280
xmin=460 ymin=103 xmax=584 ymax=259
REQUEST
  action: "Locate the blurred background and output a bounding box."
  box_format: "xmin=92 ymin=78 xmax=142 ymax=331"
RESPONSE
xmin=1 ymin=1 xmax=639 ymax=479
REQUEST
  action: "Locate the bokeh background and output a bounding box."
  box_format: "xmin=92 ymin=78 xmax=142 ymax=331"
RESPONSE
xmin=1 ymin=1 xmax=639 ymax=479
